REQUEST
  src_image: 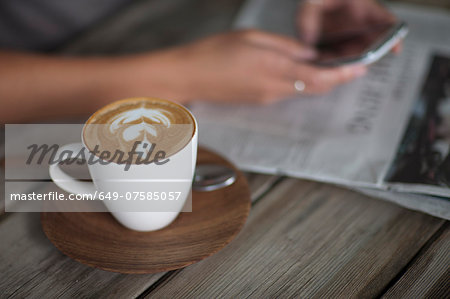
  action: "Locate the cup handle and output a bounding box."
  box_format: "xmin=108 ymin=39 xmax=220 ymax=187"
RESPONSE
xmin=49 ymin=143 xmax=97 ymax=196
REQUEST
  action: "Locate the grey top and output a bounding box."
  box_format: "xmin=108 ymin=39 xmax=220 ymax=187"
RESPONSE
xmin=0 ymin=0 xmax=129 ymax=51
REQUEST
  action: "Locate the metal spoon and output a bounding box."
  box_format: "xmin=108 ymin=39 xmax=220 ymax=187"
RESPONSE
xmin=193 ymin=164 xmax=237 ymax=191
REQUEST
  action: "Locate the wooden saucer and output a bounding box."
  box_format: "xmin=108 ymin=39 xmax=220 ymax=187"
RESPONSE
xmin=41 ymin=147 xmax=251 ymax=274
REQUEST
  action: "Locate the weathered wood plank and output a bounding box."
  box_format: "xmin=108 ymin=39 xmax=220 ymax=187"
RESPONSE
xmin=0 ymin=211 xmax=166 ymax=298
xmin=245 ymin=173 xmax=282 ymax=201
xmin=0 ymin=173 xmax=274 ymax=298
xmin=382 ymin=223 xmax=450 ymax=299
xmin=146 ymin=179 xmax=444 ymax=298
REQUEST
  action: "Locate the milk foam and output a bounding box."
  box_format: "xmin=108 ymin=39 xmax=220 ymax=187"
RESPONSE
xmin=83 ymin=98 xmax=194 ymax=163
xmin=109 ymin=105 xmax=173 ymax=153
xmin=110 ymin=106 xmax=172 ymax=139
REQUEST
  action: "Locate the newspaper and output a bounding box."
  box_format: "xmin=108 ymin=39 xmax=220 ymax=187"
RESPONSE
xmin=189 ymin=1 xmax=450 ymax=219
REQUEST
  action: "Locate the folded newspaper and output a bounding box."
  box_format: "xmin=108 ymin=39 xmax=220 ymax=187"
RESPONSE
xmin=189 ymin=1 xmax=450 ymax=219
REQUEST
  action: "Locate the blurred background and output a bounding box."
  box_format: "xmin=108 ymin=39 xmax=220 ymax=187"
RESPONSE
xmin=2 ymin=0 xmax=448 ymax=56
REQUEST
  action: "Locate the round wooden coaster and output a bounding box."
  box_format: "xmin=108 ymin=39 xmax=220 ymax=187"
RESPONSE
xmin=41 ymin=147 xmax=251 ymax=274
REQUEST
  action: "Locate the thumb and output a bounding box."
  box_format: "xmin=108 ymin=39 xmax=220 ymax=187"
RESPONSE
xmin=243 ymin=30 xmax=317 ymax=60
xmin=297 ymin=1 xmax=323 ymax=45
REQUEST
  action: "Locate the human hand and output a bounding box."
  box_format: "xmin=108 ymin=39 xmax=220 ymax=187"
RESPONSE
xmin=297 ymin=0 xmax=402 ymax=53
xmin=160 ymin=30 xmax=367 ymax=104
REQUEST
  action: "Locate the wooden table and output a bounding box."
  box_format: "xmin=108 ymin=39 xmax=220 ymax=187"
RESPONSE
xmin=1 ymin=0 xmax=449 ymax=298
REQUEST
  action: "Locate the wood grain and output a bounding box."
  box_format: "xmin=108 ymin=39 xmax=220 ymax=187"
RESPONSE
xmin=0 ymin=212 xmax=166 ymax=298
xmin=0 ymin=174 xmax=271 ymax=298
xmin=40 ymin=147 xmax=251 ymax=274
xmin=146 ymin=179 xmax=444 ymax=298
xmin=382 ymin=223 xmax=450 ymax=299
xmin=245 ymin=173 xmax=282 ymax=202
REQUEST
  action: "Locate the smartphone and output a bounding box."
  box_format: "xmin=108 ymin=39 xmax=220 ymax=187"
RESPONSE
xmin=314 ymin=21 xmax=408 ymax=66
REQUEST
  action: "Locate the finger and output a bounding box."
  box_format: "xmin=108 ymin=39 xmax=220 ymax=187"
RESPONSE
xmin=258 ymin=63 xmax=368 ymax=102
xmin=311 ymin=65 xmax=368 ymax=91
xmin=291 ymin=64 xmax=368 ymax=94
xmin=297 ymin=1 xmax=323 ymax=45
xmin=241 ymin=30 xmax=317 ymax=60
xmin=392 ymin=42 xmax=403 ymax=54
xmin=367 ymin=1 xmax=396 ymax=25
xmin=256 ymin=80 xmax=305 ymax=104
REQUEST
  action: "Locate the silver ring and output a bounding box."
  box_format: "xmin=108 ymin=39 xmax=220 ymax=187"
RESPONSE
xmin=294 ymin=80 xmax=306 ymax=93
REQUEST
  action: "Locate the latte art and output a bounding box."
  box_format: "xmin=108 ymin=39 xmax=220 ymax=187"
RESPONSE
xmin=83 ymin=98 xmax=195 ymax=163
xmin=109 ymin=107 xmax=173 ymax=154
xmin=110 ymin=107 xmax=172 ymax=138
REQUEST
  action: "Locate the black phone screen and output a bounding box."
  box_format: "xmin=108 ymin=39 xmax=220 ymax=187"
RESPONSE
xmin=315 ymin=23 xmax=396 ymax=64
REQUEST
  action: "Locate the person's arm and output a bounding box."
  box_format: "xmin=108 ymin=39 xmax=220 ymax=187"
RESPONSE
xmin=0 ymin=49 xmax=191 ymax=122
xmin=0 ymin=30 xmax=366 ymax=123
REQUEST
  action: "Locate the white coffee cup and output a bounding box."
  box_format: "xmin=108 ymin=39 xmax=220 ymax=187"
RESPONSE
xmin=49 ymin=99 xmax=198 ymax=231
